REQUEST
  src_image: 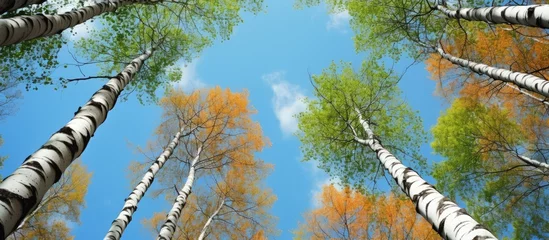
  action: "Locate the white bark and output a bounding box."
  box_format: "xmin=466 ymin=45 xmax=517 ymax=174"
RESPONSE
xmin=517 ymin=154 xmax=549 ymax=172
xmin=197 ymin=198 xmax=225 ymax=240
xmin=354 ymin=108 xmax=498 ymax=240
xmin=0 ymin=0 xmax=46 ymax=15
xmin=504 ymin=83 xmax=549 ymax=107
xmin=0 ymin=49 xmax=152 ymax=238
xmin=436 ymin=46 xmax=549 ymax=98
xmin=156 ymin=146 xmax=202 ymax=240
xmin=0 ymin=0 xmax=142 ymax=46
xmin=436 ymin=4 xmax=549 ymax=29
xmin=105 ymin=126 xmax=197 ymax=240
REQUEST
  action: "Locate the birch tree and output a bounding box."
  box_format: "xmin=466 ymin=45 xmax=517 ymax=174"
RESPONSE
xmin=142 ymin=158 xmax=277 ymax=239
xmin=130 ymin=87 xmax=267 ymax=239
xmin=432 ymin=97 xmax=549 ymax=238
xmin=0 ymin=0 xmax=263 ymax=47
xmin=0 ymin=48 xmax=152 ymax=238
xmin=297 ymin=60 xmax=497 ymax=239
xmin=435 ymin=4 xmax=549 ymax=29
xmin=294 ymin=184 xmax=438 ymax=239
xmin=299 ymin=0 xmax=549 ymax=101
xmin=7 ymin=160 xmax=92 ymax=240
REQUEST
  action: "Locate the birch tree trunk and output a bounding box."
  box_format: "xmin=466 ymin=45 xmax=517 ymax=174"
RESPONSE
xmin=0 ymin=0 xmax=46 ymax=15
xmin=436 ymin=4 xmax=549 ymax=29
xmin=436 ymin=46 xmax=549 ymax=98
xmin=0 ymin=49 xmax=152 ymax=238
xmin=503 ymin=83 xmax=549 ymax=107
xmin=105 ymin=126 xmax=196 ymax=240
xmin=0 ymin=0 xmax=147 ymax=46
xmin=197 ymin=198 xmax=225 ymax=240
xmin=353 ymin=108 xmax=497 ymax=240
xmin=156 ymin=146 xmax=202 ymax=240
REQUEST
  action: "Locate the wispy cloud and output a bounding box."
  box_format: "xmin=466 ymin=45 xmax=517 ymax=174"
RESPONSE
xmin=175 ymin=59 xmax=206 ymax=91
xmin=263 ymin=72 xmax=307 ymax=136
xmin=326 ymin=10 xmax=351 ymax=32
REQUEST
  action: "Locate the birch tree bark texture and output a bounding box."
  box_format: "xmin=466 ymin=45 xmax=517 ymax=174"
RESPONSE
xmin=104 ymin=126 xmax=193 ymax=240
xmin=156 ymin=146 xmax=202 ymax=240
xmin=354 ymin=109 xmax=497 ymax=240
xmin=436 ymin=46 xmax=549 ymax=98
xmin=0 ymin=49 xmax=152 ymax=238
xmin=197 ymin=198 xmax=225 ymax=240
xmin=436 ymin=4 xmax=549 ymax=29
xmin=0 ymin=0 xmax=139 ymax=46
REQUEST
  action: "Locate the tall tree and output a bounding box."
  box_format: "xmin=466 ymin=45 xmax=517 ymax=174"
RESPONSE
xmin=294 ymin=184 xmax=438 ymax=239
xmin=0 ymin=0 xmax=263 ymax=47
xmin=299 ymin=0 xmax=549 ymax=100
xmin=0 ymin=49 xmax=151 ymax=238
xmin=432 ymin=97 xmax=549 ymax=238
xmin=0 ymin=0 xmax=263 ymax=236
xmin=137 ymin=87 xmax=268 ymax=239
xmin=105 ymin=125 xmax=198 ymax=240
xmin=425 ymin=25 xmax=549 ymax=104
xmin=297 ymin=60 xmax=497 ymax=239
xmin=7 ymin=160 xmax=92 ymax=240
xmin=142 ymin=158 xmax=277 ymax=239
xmin=435 ymin=4 xmax=549 ymax=29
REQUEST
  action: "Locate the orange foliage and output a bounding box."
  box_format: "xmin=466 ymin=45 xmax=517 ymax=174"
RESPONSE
xmin=425 ymin=25 xmax=549 ymax=107
xmin=141 ymin=87 xmax=276 ymax=238
xmin=296 ymin=185 xmax=437 ymax=240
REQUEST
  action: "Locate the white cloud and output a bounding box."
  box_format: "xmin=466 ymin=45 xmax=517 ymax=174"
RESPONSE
xmin=263 ymin=72 xmax=307 ymax=136
xmin=175 ymin=59 xmax=206 ymax=91
xmin=326 ymin=10 xmax=351 ymax=31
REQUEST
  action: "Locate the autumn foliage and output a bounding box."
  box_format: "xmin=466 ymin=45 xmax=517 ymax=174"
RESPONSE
xmin=295 ymin=185 xmax=437 ymax=240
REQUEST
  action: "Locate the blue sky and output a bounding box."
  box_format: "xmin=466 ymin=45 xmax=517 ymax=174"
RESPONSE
xmin=0 ymin=0 xmax=446 ymax=239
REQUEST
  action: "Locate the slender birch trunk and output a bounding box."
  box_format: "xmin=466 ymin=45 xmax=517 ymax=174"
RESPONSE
xmin=156 ymin=146 xmax=202 ymax=240
xmin=0 ymin=0 xmax=149 ymax=46
xmin=197 ymin=198 xmax=225 ymax=240
xmin=517 ymin=154 xmax=549 ymax=172
xmin=0 ymin=0 xmax=46 ymax=15
xmin=353 ymin=108 xmax=497 ymax=240
xmin=105 ymin=126 xmax=196 ymax=240
xmin=435 ymin=46 xmax=549 ymax=98
xmin=504 ymin=83 xmax=549 ymax=107
xmin=436 ymin=4 xmax=549 ymax=29
xmin=0 ymin=49 xmax=152 ymax=238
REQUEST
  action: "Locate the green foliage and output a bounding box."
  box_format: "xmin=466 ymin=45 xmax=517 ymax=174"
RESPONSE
xmin=75 ymin=0 xmax=264 ymax=103
xmin=296 ymin=0 xmax=503 ymax=60
xmin=432 ymin=97 xmax=549 ymax=238
xmin=0 ymin=0 xmax=86 ymax=91
xmin=297 ymin=59 xmax=426 ymax=189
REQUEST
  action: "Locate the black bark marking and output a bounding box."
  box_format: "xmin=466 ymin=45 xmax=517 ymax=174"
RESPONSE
xmin=41 ymin=145 xmax=64 ymax=160
xmin=44 ymin=157 xmax=62 ymax=183
xmin=22 ymin=154 xmax=32 ymax=163
xmin=21 ymin=161 xmax=46 ymax=181
xmin=74 ymin=106 xmax=82 ymax=116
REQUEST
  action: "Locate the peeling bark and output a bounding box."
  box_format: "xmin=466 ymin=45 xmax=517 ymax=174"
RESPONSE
xmin=104 ymin=126 xmax=197 ymax=240
xmin=0 ymin=49 xmax=152 ymax=238
xmin=436 ymin=46 xmax=549 ymax=98
xmin=0 ymin=0 xmax=144 ymax=46
xmin=436 ymin=4 xmax=549 ymax=29
xmin=354 ymin=108 xmax=497 ymax=240
xmin=197 ymin=198 xmax=225 ymax=240
xmin=156 ymin=146 xmax=202 ymax=240
xmin=0 ymin=0 xmax=46 ymax=15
